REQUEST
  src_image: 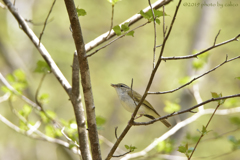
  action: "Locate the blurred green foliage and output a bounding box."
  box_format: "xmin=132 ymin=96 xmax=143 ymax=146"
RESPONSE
xmin=0 ymin=0 xmax=240 ymax=160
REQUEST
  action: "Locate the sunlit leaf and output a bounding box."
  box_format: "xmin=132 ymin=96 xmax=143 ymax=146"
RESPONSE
xmin=113 ymin=25 xmax=121 ymax=36
xmin=34 ymin=60 xmax=51 ymax=73
xmin=76 ymin=8 xmax=87 ymax=16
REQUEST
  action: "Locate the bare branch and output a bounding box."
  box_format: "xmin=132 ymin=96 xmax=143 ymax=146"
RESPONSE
xmin=85 ymin=22 xmax=149 ymax=58
xmin=133 ymin=93 xmax=240 ymax=126
xmin=106 ymin=4 xmax=114 ymax=39
xmin=85 ymin=0 xmax=173 ymax=53
xmin=113 ymin=151 xmax=132 ymax=158
xmin=38 ymin=0 xmax=56 ymax=46
xmin=70 ymin=51 xmax=91 ymax=159
xmin=2 ymin=0 xmax=72 ymax=94
xmin=148 ymin=55 xmax=240 ymax=94
xmin=148 ymin=0 xmax=157 ymax=69
xmin=115 ymin=127 xmax=118 ymax=139
xmin=213 ymin=29 xmax=221 ymax=46
xmin=162 ymin=33 xmax=240 ymax=60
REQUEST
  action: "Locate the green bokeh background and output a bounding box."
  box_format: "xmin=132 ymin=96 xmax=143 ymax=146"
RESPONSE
xmin=0 ymin=0 xmax=240 ymax=159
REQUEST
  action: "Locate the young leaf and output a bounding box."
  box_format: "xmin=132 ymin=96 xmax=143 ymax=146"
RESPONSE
xmin=125 ymin=145 xmax=130 ymax=150
xmin=139 ymin=10 xmax=151 ymax=20
xmin=126 ymin=31 xmax=134 ymax=37
xmin=113 ymin=25 xmax=121 ymax=36
xmin=121 ymin=22 xmax=130 ymax=32
xmin=34 ymin=60 xmax=51 ymax=73
xmin=96 ymin=116 xmax=106 ymax=126
xmin=76 ymin=8 xmax=87 ymax=16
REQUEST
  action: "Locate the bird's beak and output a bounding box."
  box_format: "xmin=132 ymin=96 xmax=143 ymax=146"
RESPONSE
xmin=111 ymin=84 xmax=116 ymax=88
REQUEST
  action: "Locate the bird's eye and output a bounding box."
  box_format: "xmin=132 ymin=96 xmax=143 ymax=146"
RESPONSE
xmin=120 ymin=85 xmax=124 ymax=87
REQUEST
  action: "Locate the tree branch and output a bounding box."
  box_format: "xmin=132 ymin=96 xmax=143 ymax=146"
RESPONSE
xmin=133 ymin=93 xmax=240 ymax=126
xmin=121 ymin=107 xmax=240 ymax=160
xmin=85 ymin=0 xmax=173 ymax=53
xmin=161 ymin=33 xmax=240 ymax=61
xmin=64 ymin=0 xmax=101 ymax=159
xmin=148 ymin=55 xmax=240 ymax=94
xmin=70 ymin=52 xmax=91 ymax=160
xmin=2 ymin=0 xmax=72 ymax=95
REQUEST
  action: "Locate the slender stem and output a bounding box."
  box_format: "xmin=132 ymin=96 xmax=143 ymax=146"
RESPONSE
xmin=188 ymin=104 xmax=221 ymax=160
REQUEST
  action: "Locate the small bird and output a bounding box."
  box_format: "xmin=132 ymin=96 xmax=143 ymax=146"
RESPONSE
xmin=111 ymin=83 xmax=171 ymax=128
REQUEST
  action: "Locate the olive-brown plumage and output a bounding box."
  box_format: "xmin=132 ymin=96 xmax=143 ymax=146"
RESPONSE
xmin=111 ymin=83 xmax=171 ymax=128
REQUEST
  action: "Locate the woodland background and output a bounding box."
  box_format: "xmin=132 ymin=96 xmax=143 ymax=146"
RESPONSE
xmin=0 ymin=0 xmax=240 ymax=159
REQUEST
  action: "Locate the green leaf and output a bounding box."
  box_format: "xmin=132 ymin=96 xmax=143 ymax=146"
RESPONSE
xmin=34 ymin=60 xmax=51 ymax=73
xmin=13 ymin=69 xmax=26 ymax=81
xmin=121 ymin=22 xmax=130 ymax=32
xmin=40 ymin=111 xmax=49 ymax=123
xmin=139 ymin=10 xmax=151 ymax=20
xmin=96 ymin=116 xmax=106 ymax=126
xmin=113 ymin=25 xmax=122 ymax=36
xmin=38 ymin=93 xmax=49 ymax=104
xmin=46 ymin=110 xmax=56 ymax=119
xmin=125 ymin=145 xmax=129 ymax=150
xmin=236 ymin=77 xmax=240 ymax=80
xmin=76 ymin=8 xmax=87 ymax=16
xmin=164 ymin=101 xmax=181 ymax=113
xmin=1 ymin=86 xmax=11 ymax=93
xmin=178 ymin=144 xmax=187 ymax=153
xmin=230 ymin=117 xmax=240 ymax=126
xmin=19 ymin=105 xmax=32 ymax=117
xmin=211 ymin=92 xmax=225 ymax=105
xmin=126 ymin=31 xmax=134 ymax=37
xmin=155 ymin=19 xmax=160 ymax=25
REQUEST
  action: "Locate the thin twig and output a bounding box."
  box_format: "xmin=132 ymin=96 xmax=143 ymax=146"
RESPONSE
xmin=38 ymin=0 xmax=56 ymax=46
xmin=148 ymin=55 xmax=240 ymax=94
xmin=161 ymin=34 xmax=240 ymax=61
xmin=213 ymin=29 xmax=221 ymax=46
xmin=85 ymin=22 xmax=149 ymax=58
xmin=35 ymin=73 xmax=47 ymax=111
xmin=148 ymin=0 xmax=157 ymax=69
xmin=188 ymin=103 xmax=221 ymax=160
xmin=106 ymin=4 xmax=114 ymax=39
xmin=113 ymin=151 xmax=132 ymax=158
xmin=163 ymin=5 xmax=166 ymax=39
xmin=115 ymin=127 xmax=118 ymax=139
xmin=121 ymin=107 xmax=240 ymax=160
xmin=133 ymin=93 xmax=240 ymax=126
xmin=25 ymin=18 xmax=54 ymax=26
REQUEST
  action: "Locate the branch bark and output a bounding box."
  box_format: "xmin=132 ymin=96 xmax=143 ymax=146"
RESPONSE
xmin=64 ymin=1 xmax=101 ymax=160
xmin=71 ymin=52 xmax=91 ymax=160
xmin=85 ymin=0 xmax=173 ymax=53
xmin=2 ymin=0 xmax=72 ymax=95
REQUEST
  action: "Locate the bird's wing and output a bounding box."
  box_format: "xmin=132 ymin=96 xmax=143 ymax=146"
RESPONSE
xmin=127 ymin=89 xmax=160 ymax=116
